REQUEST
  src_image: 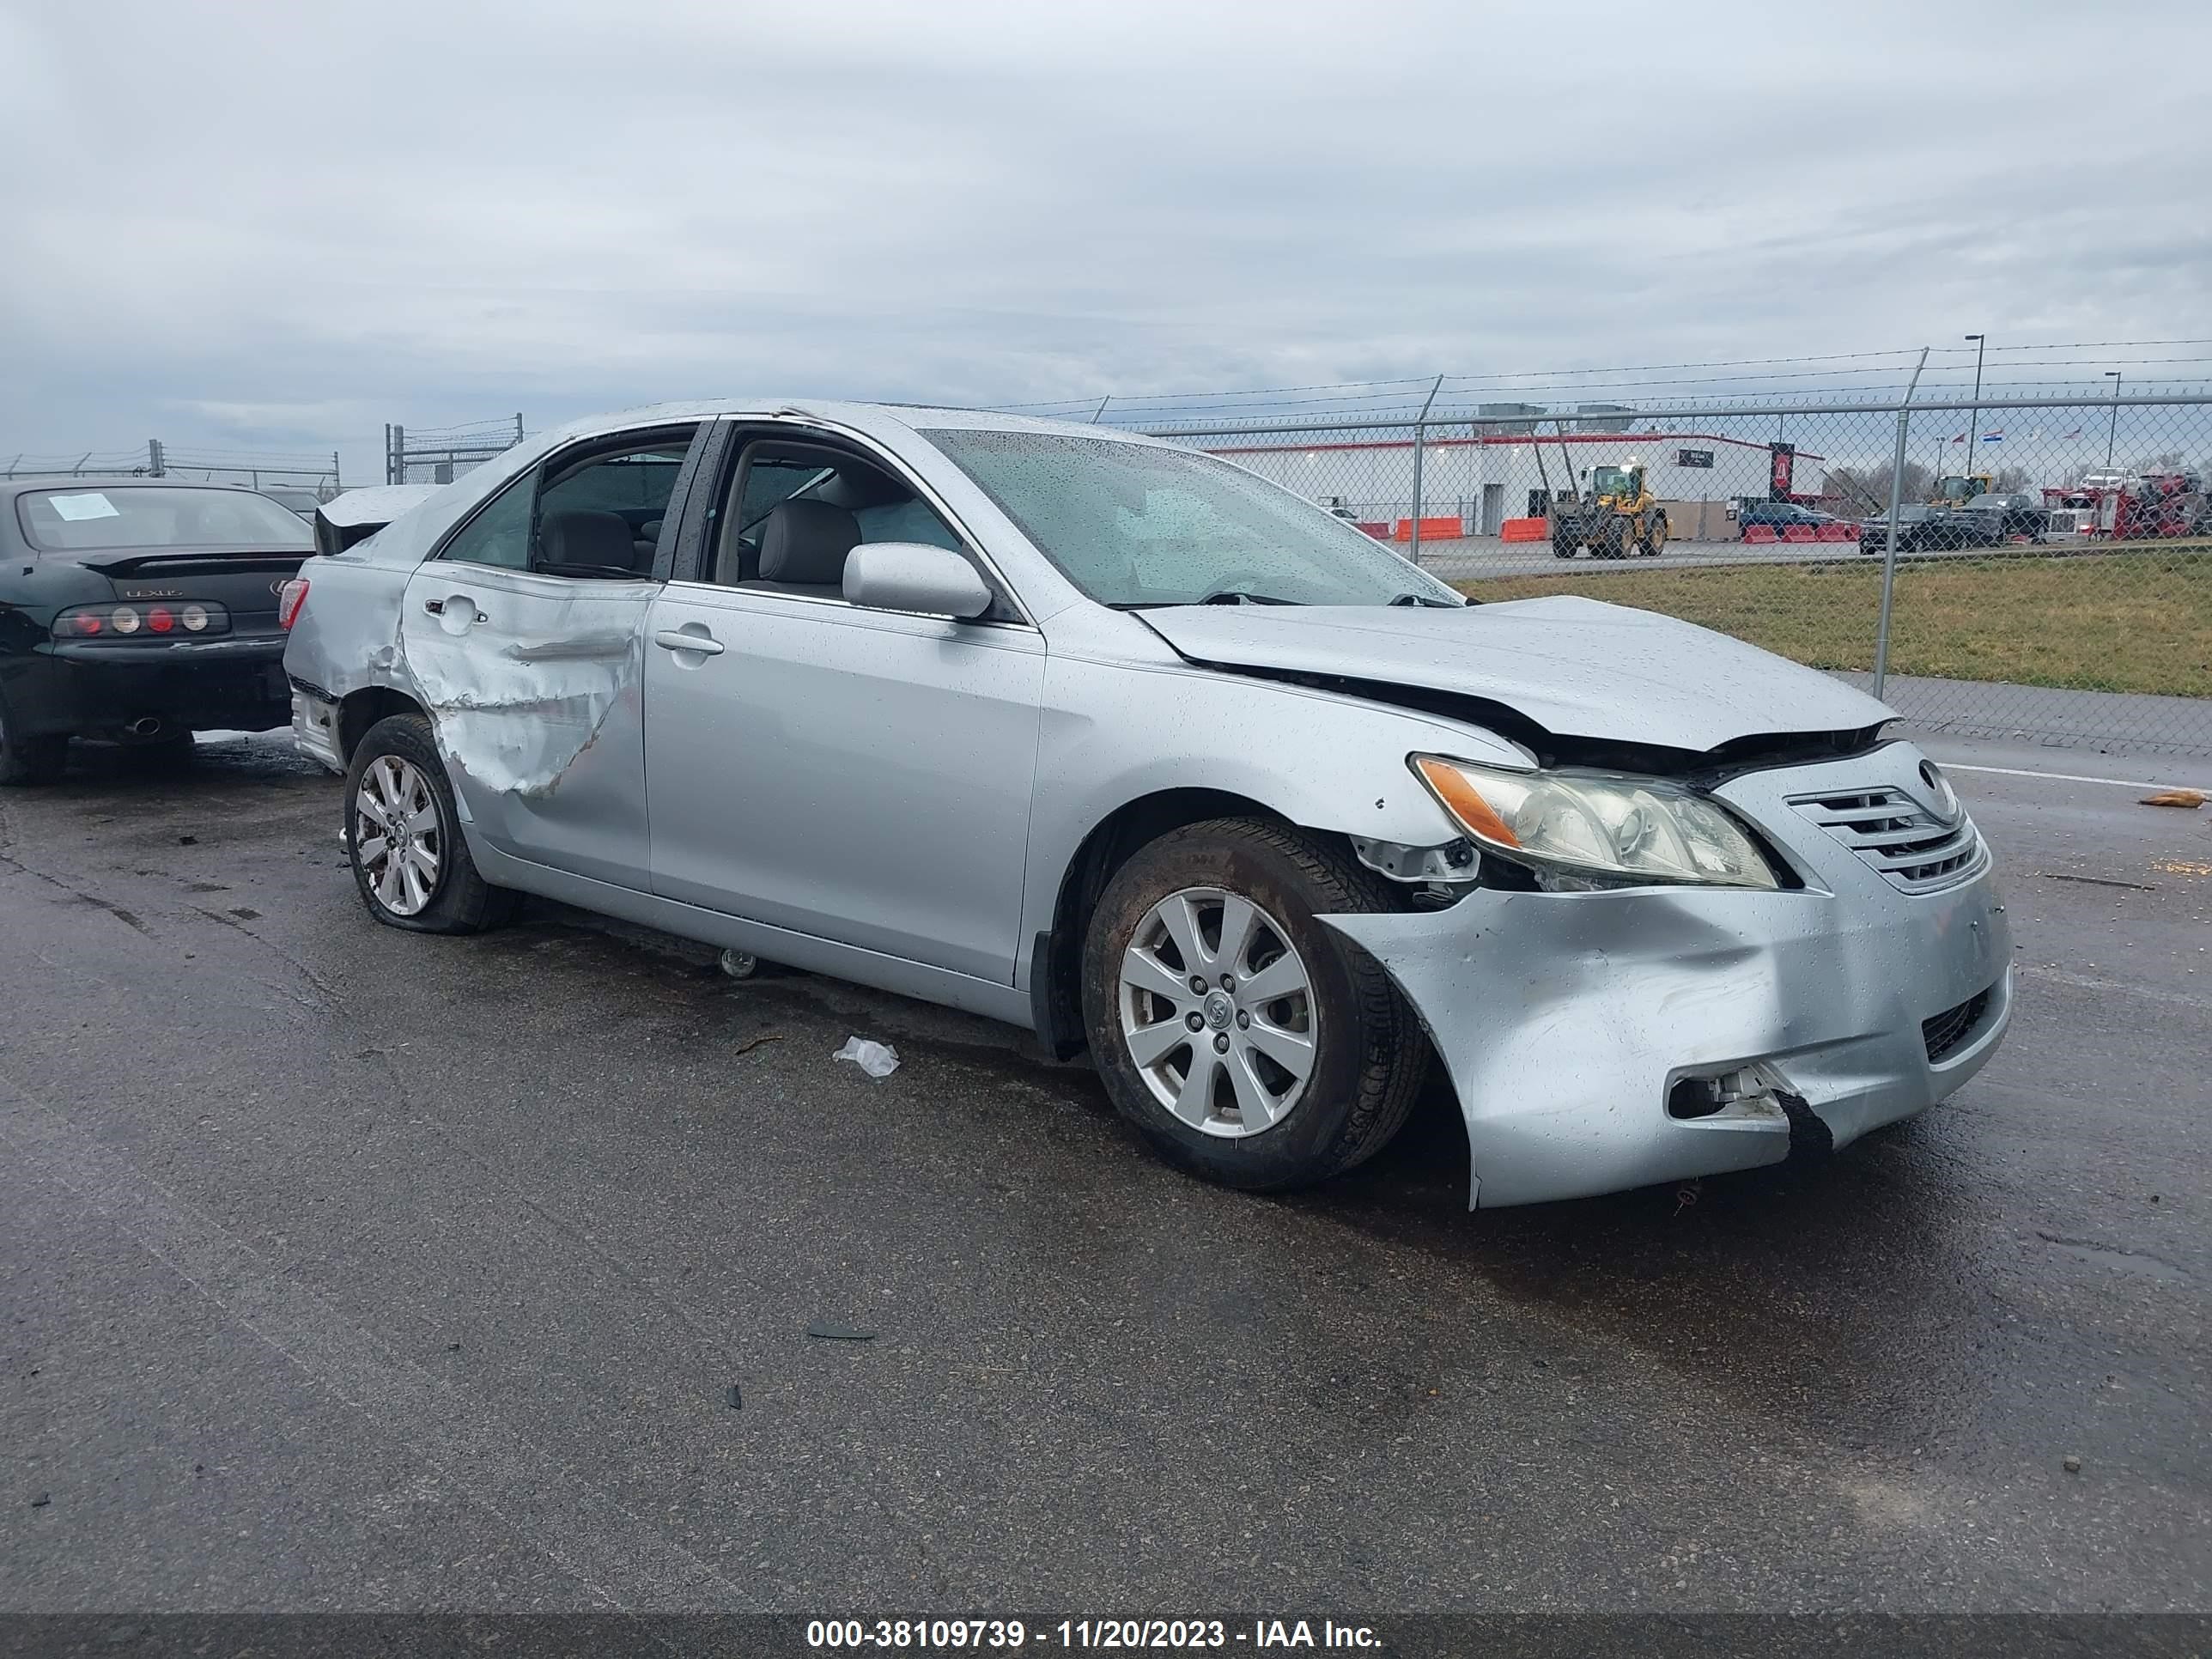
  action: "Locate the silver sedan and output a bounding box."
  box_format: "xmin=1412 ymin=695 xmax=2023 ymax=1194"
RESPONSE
xmin=281 ymin=402 xmax=2011 ymax=1207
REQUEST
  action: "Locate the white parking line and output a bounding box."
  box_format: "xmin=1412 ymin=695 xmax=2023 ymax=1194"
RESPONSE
xmin=1944 ymin=762 xmax=2205 ymax=792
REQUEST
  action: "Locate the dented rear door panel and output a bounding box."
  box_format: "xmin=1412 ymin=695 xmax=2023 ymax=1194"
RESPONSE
xmin=398 ymin=562 xmax=659 ymax=888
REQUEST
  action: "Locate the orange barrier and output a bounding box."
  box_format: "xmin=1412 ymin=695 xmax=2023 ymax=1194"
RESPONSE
xmin=1394 ymin=516 xmax=1463 ymax=543
xmin=1355 ymin=520 xmax=1390 ymax=539
xmin=1782 ymin=525 xmax=1818 ymax=544
xmin=1743 ymin=525 xmax=1778 ymax=544
xmin=1500 ymin=517 xmax=1548 ymax=543
xmin=1815 ymin=522 xmax=1856 ymax=542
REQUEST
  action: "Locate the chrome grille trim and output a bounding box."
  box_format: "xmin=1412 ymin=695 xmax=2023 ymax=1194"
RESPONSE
xmin=1786 ymin=786 xmax=1987 ymax=894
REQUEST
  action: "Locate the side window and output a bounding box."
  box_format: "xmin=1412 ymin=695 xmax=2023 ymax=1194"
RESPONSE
xmin=440 ymin=471 xmax=534 ymax=569
xmin=532 ymin=431 xmax=697 ymax=579
xmin=707 ymin=438 xmax=964 ymax=588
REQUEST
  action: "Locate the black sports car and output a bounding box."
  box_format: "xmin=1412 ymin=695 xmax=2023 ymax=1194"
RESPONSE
xmin=0 ymin=477 xmax=314 ymax=783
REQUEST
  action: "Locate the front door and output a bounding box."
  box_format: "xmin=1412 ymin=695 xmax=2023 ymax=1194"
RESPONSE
xmin=641 ymin=427 xmax=1043 ymax=984
xmin=398 ymin=424 xmax=701 ymax=888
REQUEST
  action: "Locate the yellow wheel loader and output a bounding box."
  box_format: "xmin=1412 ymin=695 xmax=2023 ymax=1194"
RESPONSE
xmin=1549 ymin=461 xmax=1669 ymax=559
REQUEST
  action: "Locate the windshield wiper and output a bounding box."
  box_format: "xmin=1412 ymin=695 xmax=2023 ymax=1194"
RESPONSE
xmin=1195 ymin=588 xmax=1303 ymax=606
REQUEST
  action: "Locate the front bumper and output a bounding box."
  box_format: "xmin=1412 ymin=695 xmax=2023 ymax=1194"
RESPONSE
xmin=1322 ymin=744 xmax=2014 ymax=1208
xmin=5 ymin=635 xmax=293 ymax=739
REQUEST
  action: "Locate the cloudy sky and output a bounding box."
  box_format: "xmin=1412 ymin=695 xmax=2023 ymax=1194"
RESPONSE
xmin=3 ymin=0 xmax=2207 ymax=481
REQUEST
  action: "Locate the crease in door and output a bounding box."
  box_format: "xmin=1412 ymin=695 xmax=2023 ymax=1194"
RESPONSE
xmin=399 ymin=605 xmax=641 ymax=800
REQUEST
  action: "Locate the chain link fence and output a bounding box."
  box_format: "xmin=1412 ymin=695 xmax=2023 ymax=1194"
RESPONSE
xmin=1139 ymin=387 xmax=2212 ymax=757
xmin=386 ymin=415 xmax=526 ymax=484
xmin=0 ymin=441 xmax=342 ymax=497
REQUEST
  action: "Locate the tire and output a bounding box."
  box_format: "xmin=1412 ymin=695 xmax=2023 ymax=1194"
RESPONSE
xmin=343 ymin=713 xmax=515 ymax=933
xmin=1640 ymin=513 xmax=1669 ymax=556
xmin=1080 ymin=817 xmax=1425 ymax=1192
xmin=0 ymin=699 xmax=67 ymax=787
xmin=1551 ymin=533 xmax=1577 ymax=559
xmin=1601 ymin=520 xmax=1628 ymax=559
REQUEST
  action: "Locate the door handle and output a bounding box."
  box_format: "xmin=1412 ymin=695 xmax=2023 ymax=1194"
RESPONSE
xmin=653 ymin=629 xmax=724 ymax=656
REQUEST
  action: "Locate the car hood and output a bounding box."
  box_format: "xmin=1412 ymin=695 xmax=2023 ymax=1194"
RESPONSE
xmin=1140 ymin=595 xmax=1892 ymax=752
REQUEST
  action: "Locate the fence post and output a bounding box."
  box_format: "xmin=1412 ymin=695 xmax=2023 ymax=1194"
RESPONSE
xmin=147 ymin=439 xmax=164 ymax=477
xmin=514 ymin=413 xmax=525 ymax=445
xmin=387 ymin=424 xmax=404 ymax=485
xmin=1872 ymin=347 xmax=1929 ymax=701
xmin=1407 ymin=374 xmax=1444 ymax=567
xmin=1090 ymin=395 xmax=1111 ymax=424
xmin=331 ymin=451 xmax=342 ymax=491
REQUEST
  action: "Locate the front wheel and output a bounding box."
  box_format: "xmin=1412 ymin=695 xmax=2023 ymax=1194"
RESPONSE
xmin=1080 ymin=819 xmax=1425 ymax=1191
xmin=1551 ymin=533 xmax=1578 ymax=559
xmin=1639 ymin=514 xmax=1669 ymax=556
xmin=344 ymin=713 xmax=515 ymax=933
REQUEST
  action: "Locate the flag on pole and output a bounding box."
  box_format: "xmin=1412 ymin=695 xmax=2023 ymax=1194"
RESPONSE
xmin=2063 ymin=427 xmax=2083 ymax=439
xmin=1952 ymin=433 xmax=1967 ymax=444
xmin=1981 ymin=430 xmax=2004 ymax=443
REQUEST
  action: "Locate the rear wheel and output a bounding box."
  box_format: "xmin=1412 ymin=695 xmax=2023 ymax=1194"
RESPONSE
xmin=1081 ymin=818 xmax=1425 ymax=1191
xmin=1601 ymin=519 xmax=1629 ymax=559
xmin=344 ymin=713 xmax=514 ymax=933
xmin=1640 ymin=512 xmax=1668 ymax=556
xmin=1551 ymin=532 xmax=1577 ymax=558
xmin=0 ymin=701 xmax=67 ymax=787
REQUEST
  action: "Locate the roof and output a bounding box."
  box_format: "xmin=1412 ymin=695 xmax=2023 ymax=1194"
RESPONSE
xmin=521 ymin=398 xmax=1169 ymax=452
xmin=0 ymin=474 xmax=258 ymax=497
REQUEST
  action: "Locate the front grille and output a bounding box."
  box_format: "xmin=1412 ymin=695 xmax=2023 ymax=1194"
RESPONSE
xmin=1922 ymin=988 xmax=1993 ymax=1064
xmin=1788 ymin=787 xmax=1986 ymax=894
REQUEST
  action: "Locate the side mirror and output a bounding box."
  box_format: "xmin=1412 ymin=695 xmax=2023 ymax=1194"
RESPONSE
xmin=842 ymin=542 xmax=994 ymax=619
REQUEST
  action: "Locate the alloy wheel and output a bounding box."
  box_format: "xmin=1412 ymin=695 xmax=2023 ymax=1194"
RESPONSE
xmin=354 ymin=754 xmax=443 ymax=917
xmin=1118 ymin=886 xmax=1317 ymax=1138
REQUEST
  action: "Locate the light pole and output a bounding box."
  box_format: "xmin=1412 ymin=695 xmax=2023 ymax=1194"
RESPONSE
xmin=1964 ymin=333 xmax=1986 ymax=476
xmin=2104 ymin=370 xmax=2123 ymax=474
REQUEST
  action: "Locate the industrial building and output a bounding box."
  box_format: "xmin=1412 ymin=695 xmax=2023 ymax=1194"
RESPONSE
xmin=1200 ymin=428 xmax=1830 ymax=540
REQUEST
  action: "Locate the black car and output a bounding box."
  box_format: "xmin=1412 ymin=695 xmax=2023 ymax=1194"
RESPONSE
xmin=1854 ymin=504 xmax=2002 ymax=555
xmin=0 ymin=478 xmax=314 ymax=783
xmin=1961 ymin=491 xmax=2051 ymax=542
xmin=1735 ymin=499 xmax=1834 ymax=536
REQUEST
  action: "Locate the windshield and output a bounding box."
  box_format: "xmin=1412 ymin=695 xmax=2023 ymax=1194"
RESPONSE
xmin=18 ymin=486 xmax=314 ymax=552
xmin=921 ymin=430 xmax=1462 ymax=608
xmin=1589 ymin=465 xmax=1634 ymax=497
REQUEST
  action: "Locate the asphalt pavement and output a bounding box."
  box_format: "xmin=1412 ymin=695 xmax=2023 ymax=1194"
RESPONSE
xmin=2 ymin=732 xmax=2206 ymax=1621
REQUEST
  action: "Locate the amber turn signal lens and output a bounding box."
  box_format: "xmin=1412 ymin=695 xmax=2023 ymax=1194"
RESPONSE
xmin=1413 ymin=756 xmax=1521 ymax=848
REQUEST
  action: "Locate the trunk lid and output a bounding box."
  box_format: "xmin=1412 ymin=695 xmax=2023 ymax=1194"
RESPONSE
xmin=1139 ymin=594 xmax=1890 ymax=753
xmin=79 ymin=545 xmax=309 ymax=632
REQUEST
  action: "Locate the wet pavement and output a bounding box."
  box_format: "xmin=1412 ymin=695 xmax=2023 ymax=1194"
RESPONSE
xmin=1 ymin=732 xmax=2206 ymax=1613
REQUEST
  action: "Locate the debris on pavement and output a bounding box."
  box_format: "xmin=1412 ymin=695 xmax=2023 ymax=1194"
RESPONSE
xmin=833 ymin=1036 xmax=899 ymax=1078
xmin=726 ymin=1383 xmax=743 ymax=1411
xmin=2063 ymin=1455 xmax=2083 ymax=1474
xmin=2138 ymin=788 xmax=2205 ymax=809
xmin=732 ymin=1032 xmax=781 ymax=1057
xmin=718 ymin=948 xmax=760 ymax=980
xmin=30 ymin=1492 xmax=50 ymax=1508
xmin=806 ymin=1322 xmax=877 ymax=1342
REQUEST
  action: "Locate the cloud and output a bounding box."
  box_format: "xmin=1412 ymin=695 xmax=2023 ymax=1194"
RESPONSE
xmin=2 ymin=0 xmax=2207 ymax=483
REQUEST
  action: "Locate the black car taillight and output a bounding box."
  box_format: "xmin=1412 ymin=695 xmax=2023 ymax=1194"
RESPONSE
xmin=53 ymin=601 xmax=232 ymax=640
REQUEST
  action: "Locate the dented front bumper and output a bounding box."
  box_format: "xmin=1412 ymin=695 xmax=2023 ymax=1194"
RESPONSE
xmin=1322 ymin=745 xmax=2014 ymax=1207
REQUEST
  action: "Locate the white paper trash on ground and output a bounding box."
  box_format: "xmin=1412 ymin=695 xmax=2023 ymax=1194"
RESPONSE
xmin=834 ymin=1036 xmax=900 ymax=1079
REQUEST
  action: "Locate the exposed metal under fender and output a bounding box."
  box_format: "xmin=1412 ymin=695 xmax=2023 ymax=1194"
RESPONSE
xmin=1321 ymin=875 xmax=2012 ymax=1209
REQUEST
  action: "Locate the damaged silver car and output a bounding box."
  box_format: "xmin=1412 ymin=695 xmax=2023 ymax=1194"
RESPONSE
xmin=281 ymin=402 xmax=2011 ymax=1206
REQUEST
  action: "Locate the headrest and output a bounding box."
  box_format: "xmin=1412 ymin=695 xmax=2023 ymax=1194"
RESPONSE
xmin=758 ymin=498 xmax=860 ymax=585
xmin=539 ymin=508 xmax=639 ymax=571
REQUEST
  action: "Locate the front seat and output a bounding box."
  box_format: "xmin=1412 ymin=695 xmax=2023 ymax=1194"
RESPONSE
xmin=538 ymin=508 xmax=647 ymax=575
xmin=752 ymin=499 xmax=861 ymax=598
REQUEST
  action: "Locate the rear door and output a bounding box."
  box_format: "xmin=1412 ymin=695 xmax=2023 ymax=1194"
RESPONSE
xmin=398 ymin=424 xmax=703 ymax=889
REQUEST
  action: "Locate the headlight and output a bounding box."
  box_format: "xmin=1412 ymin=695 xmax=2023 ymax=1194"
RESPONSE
xmin=1412 ymin=755 xmax=1781 ymax=890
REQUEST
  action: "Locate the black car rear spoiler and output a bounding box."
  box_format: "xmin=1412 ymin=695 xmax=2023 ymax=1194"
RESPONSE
xmin=313 ymin=485 xmax=442 ymax=556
